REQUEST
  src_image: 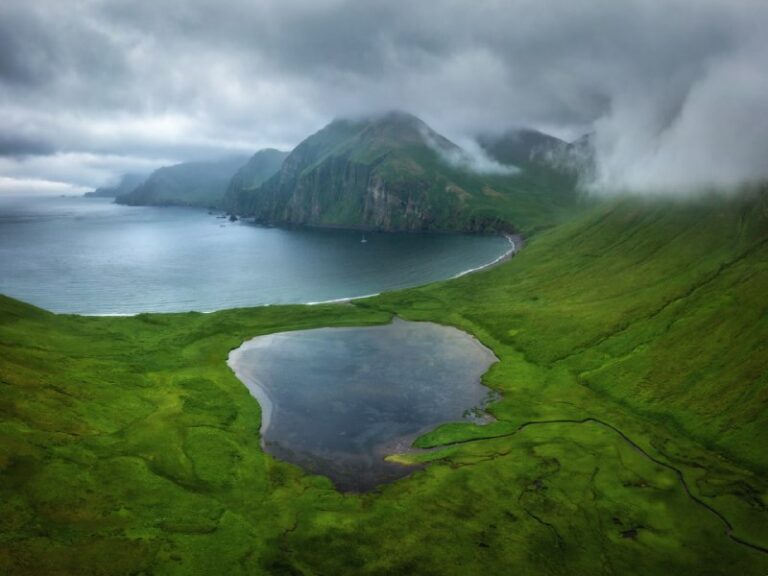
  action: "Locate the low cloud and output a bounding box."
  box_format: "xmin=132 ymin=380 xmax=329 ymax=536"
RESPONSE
xmin=588 ymin=28 xmax=768 ymax=194
xmin=0 ymin=152 xmax=175 ymax=191
xmin=0 ymin=176 xmax=89 ymax=196
xmin=429 ymin=135 xmax=519 ymax=176
xmin=0 ymin=0 xmax=766 ymax=194
xmin=0 ymin=135 xmax=54 ymax=158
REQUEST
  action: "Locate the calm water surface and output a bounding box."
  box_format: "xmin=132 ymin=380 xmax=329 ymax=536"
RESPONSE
xmin=228 ymin=319 xmax=497 ymax=490
xmin=0 ymin=196 xmax=510 ymax=314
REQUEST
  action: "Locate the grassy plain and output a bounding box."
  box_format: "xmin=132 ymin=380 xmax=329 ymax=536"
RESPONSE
xmin=1 ymin=189 xmax=767 ymax=574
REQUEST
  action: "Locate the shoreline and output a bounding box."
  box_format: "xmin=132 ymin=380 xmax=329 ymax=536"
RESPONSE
xmin=77 ymin=233 xmax=522 ymax=316
xmin=451 ymin=233 xmax=521 ymax=279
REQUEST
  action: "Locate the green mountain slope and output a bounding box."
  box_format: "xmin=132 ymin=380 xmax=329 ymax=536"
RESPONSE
xmin=225 ymin=112 xmax=582 ymax=233
xmin=116 ymin=155 xmax=249 ymax=208
xmin=376 ymin=187 xmax=768 ymax=470
xmin=84 ymin=173 xmax=148 ymax=198
xmin=220 ymin=148 xmax=288 ymax=211
xmin=1 ymin=188 xmax=767 ymax=574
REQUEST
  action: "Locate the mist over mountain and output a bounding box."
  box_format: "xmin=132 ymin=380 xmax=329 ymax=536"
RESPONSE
xmin=1 ymin=0 xmax=767 ymax=196
xmin=117 ymin=156 xmax=250 ymax=208
xmin=477 ymin=130 xmax=566 ymax=167
xmin=84 ymin=173 xmax=148 ymax=198
xmin=2 ymin=3 xmax=768 ymax=574
xmin=224 ymin=111 xmax=581 ymax=232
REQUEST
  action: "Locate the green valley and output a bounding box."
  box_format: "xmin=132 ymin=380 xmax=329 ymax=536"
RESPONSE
xmin=1 ymin=187 xmax=766 ymax=575
xmin=4 ymin=1 xmax=767 ymax=574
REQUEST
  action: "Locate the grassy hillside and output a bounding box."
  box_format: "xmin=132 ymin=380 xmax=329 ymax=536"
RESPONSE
xmin=227 ymin=112 xmax=583 ymax=234
xmin=1 ymin=189 xmax=767 ymax=574
xmin=374 ymin=188 xmax=768 ymax=467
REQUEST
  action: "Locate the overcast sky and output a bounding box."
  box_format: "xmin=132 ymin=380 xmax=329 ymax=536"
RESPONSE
xmin=1 ymin=0 xmax=767 ymax=194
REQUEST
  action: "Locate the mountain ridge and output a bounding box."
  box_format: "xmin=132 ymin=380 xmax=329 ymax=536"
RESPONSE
xmin=116 ymin=155 xmax=250 ymax=208
xmin=224 ymin=111 xmax=581 ymax=233
xmin=477 ymin=128 xmax=567 ymax=167
xmin=221 ymin=148 xmax=289 ymax=210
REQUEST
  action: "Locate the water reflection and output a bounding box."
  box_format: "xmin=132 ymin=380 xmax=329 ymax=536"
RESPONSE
xmin=228 ymin=318 xmax=497 ymax=491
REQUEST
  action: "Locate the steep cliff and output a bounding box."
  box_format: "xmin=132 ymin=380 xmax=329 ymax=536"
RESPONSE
xmin=226 ymin=112 xmax=563 ymax=232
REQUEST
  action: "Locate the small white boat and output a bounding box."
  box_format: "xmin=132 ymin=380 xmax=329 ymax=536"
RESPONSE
xmin=361 ymin=233 xmax=368 ymax=244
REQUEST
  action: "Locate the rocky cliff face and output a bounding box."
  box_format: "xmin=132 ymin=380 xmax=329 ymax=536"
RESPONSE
xmin=225 ymin=112 xmax=518 ymax=232
xmin=224 ymin=112 xmax=584 ymax=233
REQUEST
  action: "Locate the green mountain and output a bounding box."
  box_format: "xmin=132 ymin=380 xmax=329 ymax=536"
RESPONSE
xmin=477 ymin=128 xmax=567 ymax=167
xmin=1 ymin=187 xmax=767 ymax=574
xmin=116 ymin=155 xmax=250 ymax=208
xmin=221 ymin=148 xmax=288 ymax=210
xmin=224 ymin=112 xmax=582 ymax=234
xmin=84 ymin=172 xmax=148 ymax=198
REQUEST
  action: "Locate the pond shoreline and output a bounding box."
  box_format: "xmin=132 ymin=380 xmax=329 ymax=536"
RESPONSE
xmin=225 ymin=318 xmax=498 ymax=491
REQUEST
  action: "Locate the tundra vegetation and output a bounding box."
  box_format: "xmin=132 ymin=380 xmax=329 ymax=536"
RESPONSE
xmin=1 ymin=186 xmax=767 ymax=575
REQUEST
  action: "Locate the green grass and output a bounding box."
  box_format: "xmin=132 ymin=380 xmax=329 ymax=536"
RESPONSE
xmin=1 ymin=189 xmax=767 ymax=574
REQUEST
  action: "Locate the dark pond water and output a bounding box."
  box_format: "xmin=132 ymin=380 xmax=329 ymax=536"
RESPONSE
xmin=227 ymin=318 xmax=497 ymax=491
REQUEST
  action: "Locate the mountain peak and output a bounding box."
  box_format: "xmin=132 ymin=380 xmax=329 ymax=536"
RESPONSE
xmin=346 ymin=110 xmax=457 ymax=152
xmin=329 ymin=110 xmax=422 ymax=127
xmin=370 ymin=109 xmax=424 ymax=127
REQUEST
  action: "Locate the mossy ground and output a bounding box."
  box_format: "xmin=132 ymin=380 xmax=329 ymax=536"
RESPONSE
xmin=1 ymin=190 xmax=767 ymax=575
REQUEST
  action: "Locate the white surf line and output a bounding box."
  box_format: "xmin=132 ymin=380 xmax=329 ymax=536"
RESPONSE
xmin=451 ymin=234 xmax=518 ymax=279
xmin=77 ymin=236 xmax=518 ymax=315
xmin=81 ymin=309 xmax=217 ymax=317
xmin=77 ymin=293 xmax=384 ymax=315
xmin=78 ymin=312 xmax=139 ymax=317
xmin=305 ymin=292 xmax=381 ymax=306
xmin=310 ymin=235 xmax=518 ymax=301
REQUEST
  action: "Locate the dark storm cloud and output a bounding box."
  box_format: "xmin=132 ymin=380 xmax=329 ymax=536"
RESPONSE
xmin=0 ymin=7 xmax=53 ymax=87
xmin=0 ymin=0 xmax=767 ymax=192
xmin=0 ymin=134 xmax=54 ymax=157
